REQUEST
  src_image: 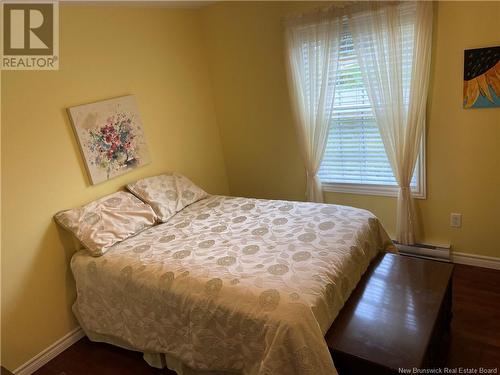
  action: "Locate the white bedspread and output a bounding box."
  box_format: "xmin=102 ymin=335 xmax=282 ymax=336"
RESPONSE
xmin=71 ymin=196 xmax=395 ymax=375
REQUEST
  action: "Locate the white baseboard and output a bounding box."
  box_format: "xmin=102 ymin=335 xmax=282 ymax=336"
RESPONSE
xmin=395 ymin=241 xmax=500 ymax=271
xmin=12 ymin=327 xmax=84 ymax=375
xmin=452 ymin=251 xmax=500 ymax=270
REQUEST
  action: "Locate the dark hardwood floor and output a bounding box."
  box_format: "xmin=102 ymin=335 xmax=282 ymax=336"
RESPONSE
xmin=31 ymin=263 xmax=500 ymax=375
xmin=445 ymin=264 xmax=500 ymax=368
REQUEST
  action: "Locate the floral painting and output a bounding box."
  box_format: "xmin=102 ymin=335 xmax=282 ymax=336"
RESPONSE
xmin=68 ymin=95 xmax=150 ymax=184
xmin=463 ymin=46 xmax=500 ymax=109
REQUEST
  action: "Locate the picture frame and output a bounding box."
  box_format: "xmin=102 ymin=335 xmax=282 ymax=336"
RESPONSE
xmin=463 ymin=46 xmax=500 ymax=109
xmin=67 ymin=95 xmax=151 ymax=184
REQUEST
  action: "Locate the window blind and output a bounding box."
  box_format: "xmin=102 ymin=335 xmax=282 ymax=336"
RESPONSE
xmin=317 ymin=17 xmax=418 ymax=187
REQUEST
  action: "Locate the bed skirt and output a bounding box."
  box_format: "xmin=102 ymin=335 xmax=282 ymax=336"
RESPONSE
xmin=81 ymin=326 xmax=221 ymax=374
xmin=74 ymin=307 xmax=221 ymax=375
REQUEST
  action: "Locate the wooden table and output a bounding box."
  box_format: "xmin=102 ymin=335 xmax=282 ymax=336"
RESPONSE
xmin=1 ymin=366 xmax=14 ymax=375
xmin=326 ymin=253 xmax=454 ymax=375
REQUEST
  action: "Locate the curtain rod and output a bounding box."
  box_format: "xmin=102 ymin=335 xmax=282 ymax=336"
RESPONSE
xmin=281 ymin=1 xmax=403 ymax=25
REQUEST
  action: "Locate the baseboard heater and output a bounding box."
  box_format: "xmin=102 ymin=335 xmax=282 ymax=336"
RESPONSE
xmin=394 ymin=242 xmax=451 ymax=262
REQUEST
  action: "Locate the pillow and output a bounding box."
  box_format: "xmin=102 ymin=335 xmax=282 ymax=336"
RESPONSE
xmin=126 ymin=173 xmax=208 ymax=222
xmin=55 ymin=191 xmax=157 ymax=256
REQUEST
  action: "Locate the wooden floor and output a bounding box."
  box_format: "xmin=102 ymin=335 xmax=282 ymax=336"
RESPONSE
xmin=32 ymin=263 xmax=500 ymax=375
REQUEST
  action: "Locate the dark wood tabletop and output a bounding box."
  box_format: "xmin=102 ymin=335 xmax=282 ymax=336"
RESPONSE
xmin=326 ymin=253 xmax=454 ymax=373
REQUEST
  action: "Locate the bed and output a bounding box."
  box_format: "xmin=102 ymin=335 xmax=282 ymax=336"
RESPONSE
xmin=71 ymin=194 xmax=395 ymax=375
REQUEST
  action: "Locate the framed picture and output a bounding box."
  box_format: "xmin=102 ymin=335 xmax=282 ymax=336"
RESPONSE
xmin=68 ymin=95 xmax=151 ymax=185
xmin=463 ymin=46 xmax=500 ymax=109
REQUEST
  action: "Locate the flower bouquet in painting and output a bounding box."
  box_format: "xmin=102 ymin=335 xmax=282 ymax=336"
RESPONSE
xmin=68 ymin=95 xmax=151 ymax=185
xmin=88 ymin=114 xmax=138 ymax=179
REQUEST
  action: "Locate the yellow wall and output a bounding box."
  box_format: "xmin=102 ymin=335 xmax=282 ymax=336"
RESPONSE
xmin=1 ymin=6 xmax=228 ymax=370
xmin=200 ymin=1 xmax=500 ymax=257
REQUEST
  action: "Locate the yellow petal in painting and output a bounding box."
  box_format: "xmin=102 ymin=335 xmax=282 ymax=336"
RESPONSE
xmin=477 ymin=74 xmax=493 ymax=102
xmin=485 ymin=61 xmax=500 ymax=98
xmin=465 ymin=78 xmax=480 ymax=108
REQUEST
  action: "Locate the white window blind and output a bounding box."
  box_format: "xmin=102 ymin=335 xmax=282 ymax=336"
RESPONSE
xmin=316 ymin=17 xmax=423 ymax=197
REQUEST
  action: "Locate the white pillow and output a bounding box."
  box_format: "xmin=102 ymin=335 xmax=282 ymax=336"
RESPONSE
xmin=126 ymin=173 xmax=208 ymax=222
xmin=55 ymin=191 xmax=157 ymax=256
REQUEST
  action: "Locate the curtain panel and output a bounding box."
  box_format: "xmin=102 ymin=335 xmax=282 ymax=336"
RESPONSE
xmin=348 ymin=1 xmax=433 ymax=244
xmin=284 ymin=13 xmax=342 ymax=203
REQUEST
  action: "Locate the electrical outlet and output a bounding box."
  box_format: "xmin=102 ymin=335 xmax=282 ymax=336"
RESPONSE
xmin=450 ymin=213 xmax=462 ymax=228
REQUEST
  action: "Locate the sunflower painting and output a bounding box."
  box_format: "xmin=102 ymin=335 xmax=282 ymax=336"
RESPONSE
xmin=463 ymin=46 xmax=500 ymax=109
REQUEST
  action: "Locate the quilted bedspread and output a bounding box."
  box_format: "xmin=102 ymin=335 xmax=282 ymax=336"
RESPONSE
xmin=71 ymin=195 xmax=395 ymax=375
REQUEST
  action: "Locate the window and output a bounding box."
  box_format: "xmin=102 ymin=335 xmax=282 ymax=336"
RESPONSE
xmin=317 ymin=18 xmax=425 ymax=198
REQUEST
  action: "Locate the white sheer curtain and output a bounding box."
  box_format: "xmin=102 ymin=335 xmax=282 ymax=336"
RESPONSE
xmin=284 ymin=13 xmax=342 ymax=203
xmin=348 ymin=2 xmax=433 ymax=244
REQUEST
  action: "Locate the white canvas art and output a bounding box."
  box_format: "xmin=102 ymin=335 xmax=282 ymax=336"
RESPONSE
xmin=68 ymin=95 xmax=151 ymax=185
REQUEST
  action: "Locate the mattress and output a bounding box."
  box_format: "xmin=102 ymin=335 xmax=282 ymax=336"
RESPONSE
xmin=71 ymin=195 xmax=395 ymax=375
